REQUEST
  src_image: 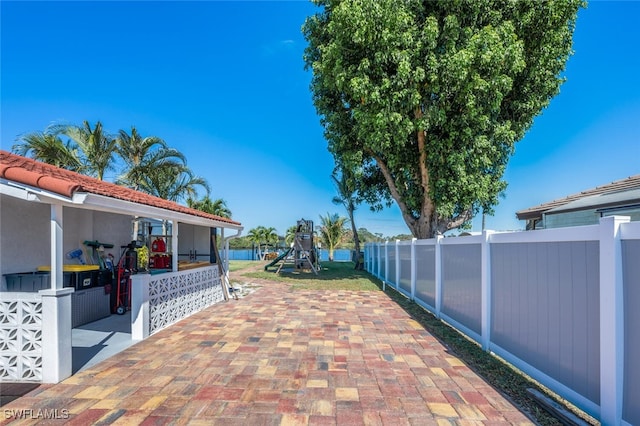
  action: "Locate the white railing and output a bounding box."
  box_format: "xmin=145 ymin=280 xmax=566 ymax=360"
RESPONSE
xmin=131 ymin=265 xmax=225 ymax=339
xmin=365 ymin=216 xmax=640 ymax=426
xmin=0 ymin=293 xmax=43 ymax=382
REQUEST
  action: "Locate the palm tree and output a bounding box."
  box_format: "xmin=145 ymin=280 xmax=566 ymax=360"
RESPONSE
xmin=187 ymin=196 xmax=232 ymax=218
xmin=247 ymin=226 xmax=266 ymax=260
xmin=115 ymin=126 xmax=186 ymax=190
xmin=137 ymin=163 xmax=210 ymax=203
xmin=318 ymin=213 xmax=347 ymax=261
xmin=247 ymin=226 xmax=278 ymax=260
xmin=285 ymin=225 xmax=297 ymax=246
xmin=331 ymin=169 xmax=363 ymax=269
xmin=262 ymin=227 xmax=278 ymax=256
xmin=12 ymin=129 xmax=83 ymax=171
xmin=54 ymin=121 xmax=117 ymax=180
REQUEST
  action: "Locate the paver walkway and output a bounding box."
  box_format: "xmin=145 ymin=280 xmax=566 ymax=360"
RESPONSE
xmin=1 ymin=279 xmax=533 ymax=425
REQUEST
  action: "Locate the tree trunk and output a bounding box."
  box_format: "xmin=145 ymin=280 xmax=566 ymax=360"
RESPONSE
xmin=350 ymin=211 xmax=363 ymax=270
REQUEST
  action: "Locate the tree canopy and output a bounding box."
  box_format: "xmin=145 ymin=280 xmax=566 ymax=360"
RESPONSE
xmin=115 ymin=126 xmax=186 ymax=191
xmin=304 ymin=0 xmax=584 ymax=238
xmin=54 ymin=120 xmax=117 ymax=180
xmin=12 ymin=128 xmax=83 ymax=172
xmin=187 ymin=196 xmax=232 ymax=218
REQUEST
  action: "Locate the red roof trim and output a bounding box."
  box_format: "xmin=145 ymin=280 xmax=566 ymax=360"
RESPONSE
xmin=0 ymin=150 xmax=241 ymax=226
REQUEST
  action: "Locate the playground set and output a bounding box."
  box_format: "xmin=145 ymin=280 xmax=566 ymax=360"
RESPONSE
xmin=265 ymin=218 xmax=319 ymax=274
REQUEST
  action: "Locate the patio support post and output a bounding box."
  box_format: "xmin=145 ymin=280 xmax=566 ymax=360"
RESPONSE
xmin=221 ymin=228 xmax=226 ymax=273
xmin=41 ymin=203 xmax=73 ymax=383
xmin=599 ymin=215 xmax=628 ymax=425
xmin=411 ymin=238 xmax=417 ymax=301
xmin=41 ymin=288 xmax=73 ymax=383
xmin=434 ymin=235 xmax=443 ymax=318
xmin=50 ymin=204 xmax=63 ymax=290
xmin=171 ymin=220 xmax=178 ymax=271
xmin=131 ymin=274 xmax=150 ymax=340
xmin=481 ymin=230 xmax=494 ymax=351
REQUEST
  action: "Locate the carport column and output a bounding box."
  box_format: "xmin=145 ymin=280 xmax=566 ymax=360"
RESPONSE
xmin=131 ymin=274 xmax=151 ymax=340
xmin=41 ymin=288 xmax=73 ymax=383
xmin=481 ymin=230 xmax=494 ymax=351
xmin=599 ymin=215 xmax=628 ymax=426
xmin=434 ymin=235 xmax=443 ymax=318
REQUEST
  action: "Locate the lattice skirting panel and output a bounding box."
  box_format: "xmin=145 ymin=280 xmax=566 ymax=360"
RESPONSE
xmin=0 ymin=296 xmax=43 ymax=382
xmin=148 ymin=267 xmax=224 ymax=335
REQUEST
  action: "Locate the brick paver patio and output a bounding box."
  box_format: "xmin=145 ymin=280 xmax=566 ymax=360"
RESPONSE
xmin=1 ymin=279 xmax=533 ymax=425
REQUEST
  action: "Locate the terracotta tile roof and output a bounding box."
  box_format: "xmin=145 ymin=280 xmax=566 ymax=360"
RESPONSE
xmin=0 ymin=150 xmax=241 ymax=227
xmin=516 ymin=174 xmax=640 ymax=220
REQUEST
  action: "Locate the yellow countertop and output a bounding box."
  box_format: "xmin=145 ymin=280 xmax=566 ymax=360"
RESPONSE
xmin=37 ymin=265 xmax=100 ymax=272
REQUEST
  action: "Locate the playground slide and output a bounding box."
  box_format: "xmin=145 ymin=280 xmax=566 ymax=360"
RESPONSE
xmin=264 ymin=248 xmax=292 ymax=270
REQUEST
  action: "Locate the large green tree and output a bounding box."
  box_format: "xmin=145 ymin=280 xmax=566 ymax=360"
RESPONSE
xmin=304 ymin=0 xmax=583 ymax=238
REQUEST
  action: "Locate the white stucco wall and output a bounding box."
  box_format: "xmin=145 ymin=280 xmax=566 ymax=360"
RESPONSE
xmin=1 ymin=195 xmax=135 ymax=280
xmin=91 ymin=211 xmax=135 ymax=259
xmin=1 ymin=195 xmax=50 ymax=275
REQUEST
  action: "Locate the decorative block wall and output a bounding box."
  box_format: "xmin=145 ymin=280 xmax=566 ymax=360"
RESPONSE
xmin=0 ymin=296 xmax=43 ymax=381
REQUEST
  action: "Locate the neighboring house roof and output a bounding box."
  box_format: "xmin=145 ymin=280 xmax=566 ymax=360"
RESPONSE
xmin=0 ymin=150 xmax=241 ymax=228
xmin=516 ymin=174 xmax=640 ymax=220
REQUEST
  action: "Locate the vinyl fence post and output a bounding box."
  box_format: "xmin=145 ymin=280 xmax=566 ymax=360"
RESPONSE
xmin=376 ymin=243 xmax=381 ymax=281
xmin=599 ymin=215 xmax=628 ymax=425
xmin=411 ymin=238 xmax=417 ymax=301
xmin=384 ymin=241 xmax=389 ymax=291
xmin=435 ymin=235 xmax=443 ymax=319
xmin=481 ymin=230 xmax=494 ymax=351
xmin=395 ymin=240 xmax=400 ymax=290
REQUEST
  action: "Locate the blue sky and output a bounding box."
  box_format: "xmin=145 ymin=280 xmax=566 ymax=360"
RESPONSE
xmin=2 ymin=1 xmax=639 ymax=237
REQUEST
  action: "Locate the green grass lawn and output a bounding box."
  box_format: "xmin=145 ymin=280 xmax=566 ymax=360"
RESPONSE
xmin=227 ymin=260 xmax=262 ymax=272
xmin=235 ymin=261 xmax=381 ymax=291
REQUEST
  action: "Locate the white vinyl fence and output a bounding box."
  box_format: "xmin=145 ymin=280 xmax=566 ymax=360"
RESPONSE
xmin=365 ymin=216 xmax=640 ymax=426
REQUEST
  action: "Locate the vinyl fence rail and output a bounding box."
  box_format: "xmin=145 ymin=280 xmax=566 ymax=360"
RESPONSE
xmin=364 ymin=216 xmax=640 ymax=426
